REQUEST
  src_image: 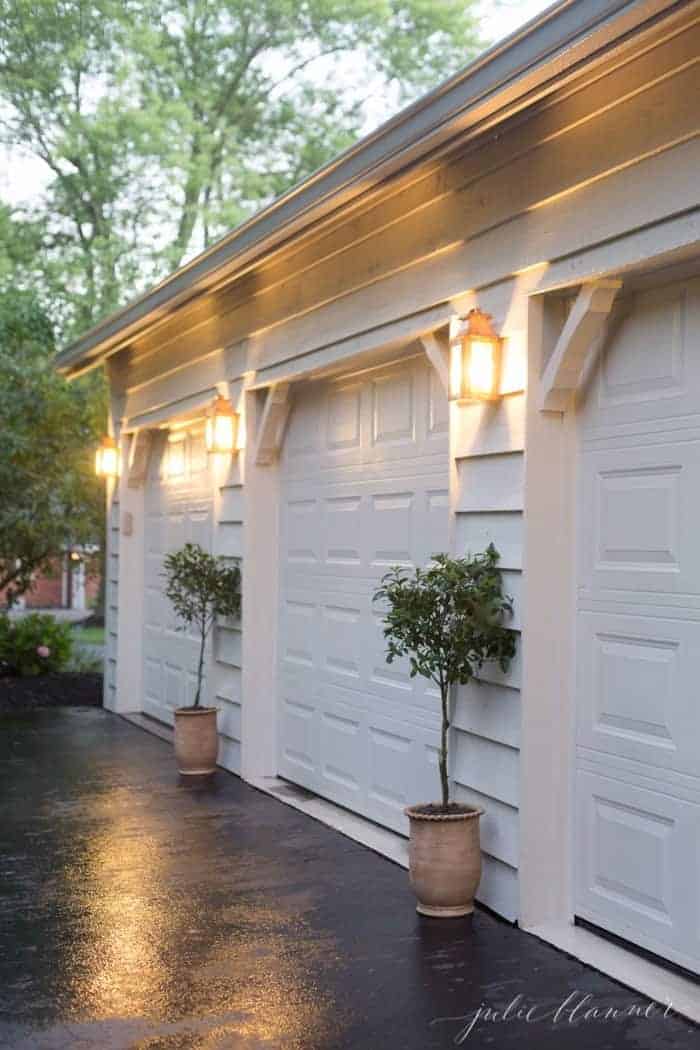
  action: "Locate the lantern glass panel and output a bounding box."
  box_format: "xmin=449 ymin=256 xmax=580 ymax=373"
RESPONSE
xmin=467 ymin=338 xmax=498 ymax=399
xmin=206 ymin=411 xmax=236 ymax=453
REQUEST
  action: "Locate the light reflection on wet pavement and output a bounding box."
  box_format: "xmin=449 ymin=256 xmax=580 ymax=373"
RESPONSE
xmin=0 ymin=708 xmax=697 ymax=1049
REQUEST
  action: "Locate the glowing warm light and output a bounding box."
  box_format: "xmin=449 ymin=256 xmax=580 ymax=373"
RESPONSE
xmin=205 ymin=394 xmax=238 ymax=454
xmin=448 ymin=308 xmax=502 ymax=402
xmin=468 ymin=338 xmax=497 ymax=398
xmin=167 ymin=436 xmax=186 ymax=478
xmin=95 ymin=436 xmax=119 ymax=478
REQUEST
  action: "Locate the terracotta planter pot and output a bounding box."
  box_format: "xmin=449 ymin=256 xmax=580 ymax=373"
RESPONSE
xmin=174 ymin=706 xmax=218 ymax=775
xmin=405 ymin=804 xmax=483 ymax=917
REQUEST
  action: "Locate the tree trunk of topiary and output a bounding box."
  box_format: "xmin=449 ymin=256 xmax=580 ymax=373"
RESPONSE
xmin=439 ymin=682 xmax=450 ymax=810
xmin=194 ymin=627 xmax=206 ymax=708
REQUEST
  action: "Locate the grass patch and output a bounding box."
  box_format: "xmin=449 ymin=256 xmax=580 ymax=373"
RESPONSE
xmin=71 ymin=626 xmax=105 ymax=646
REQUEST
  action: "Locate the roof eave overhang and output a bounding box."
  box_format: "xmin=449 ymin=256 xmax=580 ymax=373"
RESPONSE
xmin=56 ymin=0 xmax=685 ymax=376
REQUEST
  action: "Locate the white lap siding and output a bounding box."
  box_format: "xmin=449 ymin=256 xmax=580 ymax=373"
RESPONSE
xmin=213 ymin=463 xmax=245 ymax=775
xmin=449 ymin=281 xmax=525 ymax=920
xmin=452 ymin=460 xmax=523 ymax=919
xmin=104 ymin=489 xmax=120 ymax=709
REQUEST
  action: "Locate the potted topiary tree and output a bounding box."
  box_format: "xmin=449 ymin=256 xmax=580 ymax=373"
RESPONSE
xmin=163 ymin=542 xmax=241 ymax=776
xmin=374 ymin=545 xmax=515 ymax=917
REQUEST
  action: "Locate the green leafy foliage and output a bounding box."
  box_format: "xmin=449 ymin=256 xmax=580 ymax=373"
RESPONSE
xmin=0 ymin=0 xmax=483 ymax=339
xmin=70 ymin=626 xmax=105 ymax=646
xmin=0 ymin=290 xmax=105 ymax=604
xmin=374 ymin=546 xmax=515 ymax=809
xmin=0 ymin=613 xmax=73 ymax=676
xmin=163 ymin=543 xmax=241 ymax=708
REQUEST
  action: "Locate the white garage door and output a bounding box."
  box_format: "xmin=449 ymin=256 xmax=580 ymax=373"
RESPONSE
xmin=143 ymin=427 xmax=214 ymax=725
xmin=576 ymin=275 xmax=700 ymax=974
xmin=278 ymin=354 xmax=449 ymax=833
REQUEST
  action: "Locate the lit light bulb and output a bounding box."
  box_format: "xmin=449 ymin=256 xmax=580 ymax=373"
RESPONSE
xmin=467 ymin=339 xmax=496 ymax=398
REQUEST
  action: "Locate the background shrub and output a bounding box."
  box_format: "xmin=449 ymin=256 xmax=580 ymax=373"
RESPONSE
xmin=0 ymin=614 xmax=73 ymax=677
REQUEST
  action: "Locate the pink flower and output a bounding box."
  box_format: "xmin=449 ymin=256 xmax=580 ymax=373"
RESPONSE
xmin=37 ymin=645 xmax=50 ymax=659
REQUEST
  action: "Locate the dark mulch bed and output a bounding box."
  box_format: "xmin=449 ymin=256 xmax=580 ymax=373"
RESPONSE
xmin=0 ymin=673 xmax=103 ymax=713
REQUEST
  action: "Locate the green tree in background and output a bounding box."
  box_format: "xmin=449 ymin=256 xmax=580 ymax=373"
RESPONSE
xmin=0 ymin=0 xmax=483 ymax=339
xmin=0 ymin=290 xmax=104 ymax=603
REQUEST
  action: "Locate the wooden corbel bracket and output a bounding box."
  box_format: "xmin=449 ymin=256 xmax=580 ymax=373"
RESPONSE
xmin=254 ymin=382 xmax=292 ymax=465
xmin=539 ymin=279 xmax=622 ymax=411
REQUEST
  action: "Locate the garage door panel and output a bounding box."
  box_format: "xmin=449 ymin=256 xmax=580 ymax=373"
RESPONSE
xmin=279 ymin=695 xmax=318 ymax=788
xmin=368 ymin=719 xmax=440 ymax=833
xmin=368 ymin=635 xmax=414 ymax=697
xmin=144 ymin=564 xmax=163 ymax=597
xmin=320 ymin=600 xmax=363 ymax=684
xmin=283 ymin=481 xmax=450 ymax=584
xmin=366 ymin=668 xmax=442 ymax=724
xmin=279 ymin=657 xmax=317 ymax=700
xmin=144 ymin=583 xmax=164 ymax=630
xmin=322 ymin=672 xmax=439 ymax=732
xmin=285 ymin=388 xmax=323 ymax=462
xmin=285 ymin=497 xmax=321 ymax=566
xmin=323 ymin=495 xmax=363 ymax=567
xmin=282 ymin=582 xmax=406 ymax=700
xmin=164 ymin=661 xmax=185 ymax=711
xmin=327 ymin=381 xmax=363 ymax=453
xmin=280 ymin=593 xmax=318 ymax=671
xmin=583 ymin=278 xmax=700 ymax=433
xmin=284 ymin=357 xmax=441 ymax=474
xmin=577 ymin=611 xmax=700 ymax=777
xmin=319 ymin=704 xmax=367 ymax=809
xmin=576 ymin=274 xmax=700 ymax=974
xmin=576 ymin=770 xmax=699 ymax=973
xmin=320 ymin=586 xmax=439 ymax=721
xmin=371 ymin=370 xmax=415 ymax=448
xmin=279 ymin=355 xmax=448 ymax=827
xmin=145 ymin=512 xmax=165 ymax=559
xmin=144 ymin=653 xmax=163 ymax=700
xmin=369 ymin=491 xmax=414 ymax=566
xmin=580 ymin=439 xmax=700 ymax=599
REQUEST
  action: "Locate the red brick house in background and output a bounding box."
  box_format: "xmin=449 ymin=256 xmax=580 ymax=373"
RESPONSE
xmin=0 ymin=550 xmax=100 ymax=611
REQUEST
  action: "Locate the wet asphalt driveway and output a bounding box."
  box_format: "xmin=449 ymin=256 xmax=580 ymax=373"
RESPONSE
xmin=0 ymin=707 xmax=698 ymax=1049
